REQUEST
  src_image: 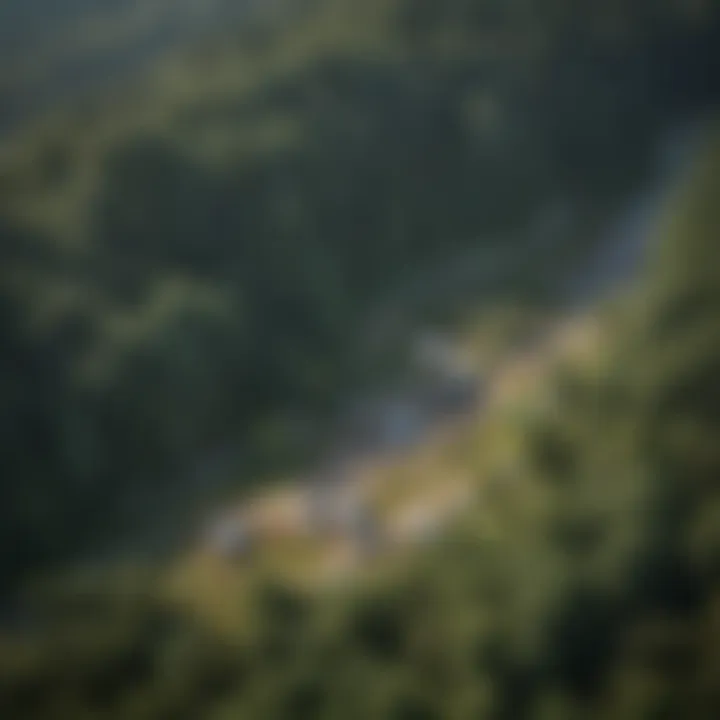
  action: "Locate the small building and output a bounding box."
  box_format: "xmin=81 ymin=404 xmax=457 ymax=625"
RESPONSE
xmin=349 ymin=504 xmax=384 ymax=558
xmin=205 ymin=514 xmax=253 ymax=561
xmin=306 ymin=481 xmax=344 ymax=536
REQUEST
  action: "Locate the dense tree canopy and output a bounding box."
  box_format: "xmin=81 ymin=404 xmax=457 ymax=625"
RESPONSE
xmin=0 ymin=0 xmax=719 ymax=601
xmin=2 ymin=115 xmax=720 ymax=720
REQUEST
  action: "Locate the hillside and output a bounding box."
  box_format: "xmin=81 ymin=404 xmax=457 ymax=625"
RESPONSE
xmin=2 ymin=115 xmax=719 ymax=720
xmin=1 ymin=0 xmax=720 ymax=594
xmin=0 ymin=0 xmax=298 ymax=136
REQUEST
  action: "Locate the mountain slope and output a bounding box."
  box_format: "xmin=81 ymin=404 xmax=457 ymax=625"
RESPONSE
xmin=1 ymin=0 xmax=719 ymax=593
xmin=2 ymin=117 xmax=719 ymax=720
xmin=0 ymin=0 xmax=296 ymax=136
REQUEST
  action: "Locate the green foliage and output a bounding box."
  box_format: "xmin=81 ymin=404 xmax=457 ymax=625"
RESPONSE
xmin=4 ymin=112 xmax=720 ymax=719
xmin=1 ymin=0 xmax=718 ymax=591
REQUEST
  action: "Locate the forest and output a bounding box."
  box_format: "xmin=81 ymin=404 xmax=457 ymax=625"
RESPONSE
xmin=2 ymin=0 xmax=718 ymax=593
xmin=2 ymin=108 xmax=720 ymax=720
xmin=1 ymin=2 xmax=720 ymax=717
